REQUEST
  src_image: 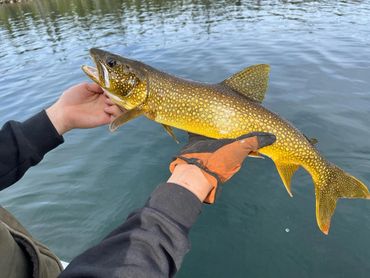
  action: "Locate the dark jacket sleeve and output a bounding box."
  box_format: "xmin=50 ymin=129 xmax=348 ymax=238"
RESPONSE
xmin=60 ymin=182 xmax=202 ymax=278
xmin=0 ymin=110 xmax=64 ymax=191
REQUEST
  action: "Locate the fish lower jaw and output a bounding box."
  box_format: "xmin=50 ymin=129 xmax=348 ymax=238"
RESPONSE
xmin=82 ymin=63 xmax=110 ymax=88
xmin=104 ymin=90 xmax=121 ymax=103
xmin=82 ymin=65 xmax=100 ymax=84
xmin=104 ymin=90 xmax=134 ymax=110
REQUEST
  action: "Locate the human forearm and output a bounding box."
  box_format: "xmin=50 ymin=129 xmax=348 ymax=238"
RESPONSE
xmin=0 ymin=111 xmax=64 ymax=190
xmin=60 ymin=183 xmax=202 ymax=278
xmin=0 ymin=82 xmax=123 ymax=191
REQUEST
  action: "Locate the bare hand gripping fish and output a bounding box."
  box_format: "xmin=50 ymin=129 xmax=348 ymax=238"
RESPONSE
xmin=82 ymin=48 xmax=370 ymax=234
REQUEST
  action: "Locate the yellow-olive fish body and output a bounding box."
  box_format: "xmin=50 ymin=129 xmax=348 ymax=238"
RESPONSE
xmin=82 ymin=48 xmax=370 ymax=234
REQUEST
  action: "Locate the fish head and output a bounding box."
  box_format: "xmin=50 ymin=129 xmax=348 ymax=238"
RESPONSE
xmin=82 ymin=48 xmax=148 ymax=109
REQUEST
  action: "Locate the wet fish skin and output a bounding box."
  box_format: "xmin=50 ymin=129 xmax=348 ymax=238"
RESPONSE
xmin=82 ymin=48 xmax=370 ymax=234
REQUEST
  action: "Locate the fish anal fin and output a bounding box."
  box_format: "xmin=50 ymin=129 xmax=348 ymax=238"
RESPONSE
xmin=274 ymin=160 xmax=300 ymax=197
xmin=109 ymin=107 xmax=143 ymax=132
xmin=162 ymin=124 xmax=179 ymax=143
xmin=248 ymin=151 xmax=264 ymax=159
xmin=220 ymin=64 xmax=270 ymax=103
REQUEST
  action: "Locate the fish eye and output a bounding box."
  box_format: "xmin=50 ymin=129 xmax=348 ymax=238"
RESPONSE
xmin=106 ymin=57 xmax=117 ymax=68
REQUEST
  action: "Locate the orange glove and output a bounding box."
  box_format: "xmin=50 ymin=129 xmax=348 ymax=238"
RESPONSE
xmin=169 ymin=132 xmax=276 ymax=204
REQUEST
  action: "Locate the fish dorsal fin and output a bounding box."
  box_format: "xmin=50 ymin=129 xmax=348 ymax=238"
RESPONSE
xmin=220 ymin=64 xmax=270 ymax=103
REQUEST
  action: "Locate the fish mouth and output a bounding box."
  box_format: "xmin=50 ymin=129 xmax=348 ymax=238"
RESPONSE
xmin=82 ymin=48 xmax=111 ymax=89
xmin=81 ymin=65 xmax=100 ymax=84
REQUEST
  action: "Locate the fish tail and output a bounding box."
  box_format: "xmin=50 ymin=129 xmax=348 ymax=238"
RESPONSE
xmin=312 ymin=163 xmax=370 ymax=235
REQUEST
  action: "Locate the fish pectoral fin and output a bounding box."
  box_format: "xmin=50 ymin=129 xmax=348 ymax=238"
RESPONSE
xmin=220 ymin=64 xmax=270 ymax=103
xmin=109 ymin=107 xmax=143 ymax=132
xmin=162 ymin=124 xmax=179 ymax=143
xmin=248 ymin=151 xmax=264 ymax=159
xmin=273 ymin=160 xmax=300 ymax=197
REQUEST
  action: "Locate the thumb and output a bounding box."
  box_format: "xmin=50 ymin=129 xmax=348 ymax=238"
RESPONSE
xmin=237 ymin=132 xmax=276 ymax=151
xmin=211 ymin=132 xmax=276 ymax=164
xmin=86 ymin=82 xmax=104 ymax=94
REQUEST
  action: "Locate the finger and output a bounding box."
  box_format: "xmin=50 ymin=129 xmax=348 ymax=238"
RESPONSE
xmin=213 ymin=135 xmax=262 ymax=160
xmin=237 ymin=132 xmax=276 ymax=149
xmin=119 ymin=106 xmax=127 ymax=112
xmin=104 ymin=105 xmax=119 ymax=115
xmin=100 ymin=114 xmax=112 ymax=125
xmin=86 ymin=82 xmax=104 ymax=94
xmin=187 ymin=132 xmax=214 ymax=143
xmin=104 ymin=105 xmax=125 ymax=117
xmin=238 ymin=136 xmax=259 ymax=151
xmin=209 ymin=138 xmax=257 ymax=167
xmin=104 ymin=97 xmax=115 ymax=105
xmin=256 ymin=133 xmax=276 ymax=149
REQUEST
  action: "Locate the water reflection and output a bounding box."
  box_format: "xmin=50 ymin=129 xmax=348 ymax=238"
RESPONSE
xmin=1 ymin=0 xmax=368 ymax=56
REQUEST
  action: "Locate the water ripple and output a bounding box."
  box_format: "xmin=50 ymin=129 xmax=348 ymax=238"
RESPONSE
xmin=1 ymin=0 xmax=370 ymax=276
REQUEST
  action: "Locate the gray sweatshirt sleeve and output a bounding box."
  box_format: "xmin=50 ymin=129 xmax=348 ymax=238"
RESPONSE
xmin=59 ymin=182 xmax=202 ymax=278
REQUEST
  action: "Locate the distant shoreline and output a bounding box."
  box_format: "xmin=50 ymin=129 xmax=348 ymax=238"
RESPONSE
xmin=0 ymin=0 xmax=29 ymax=4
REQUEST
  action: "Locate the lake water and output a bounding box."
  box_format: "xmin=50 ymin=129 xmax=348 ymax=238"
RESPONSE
xmin=1 ymin=0 xmax=370 ymax=277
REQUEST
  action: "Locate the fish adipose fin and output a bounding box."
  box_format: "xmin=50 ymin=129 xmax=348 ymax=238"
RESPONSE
xmin=274 ymin=160 xmax=300 ymax=197
xmin=162 ymin=124 xmax=179 ymax=143
xmin=309 ymin=138 xmax=318 ymax=145
xmin=314 ymin=165 xmax=370 ymax=235
xmin=109 ymin=107 xmax=143 ymax=132
xmin=304 ymin=134 xmax=318 ymax=145
xmin=220 ymin=64 xmax=270 ymax=103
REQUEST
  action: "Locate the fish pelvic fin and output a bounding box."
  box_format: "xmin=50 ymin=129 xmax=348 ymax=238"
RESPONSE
xmin=274 ymin=160 xmax=300 ymax=197
xmin=162 ymin=124 xmax=179 ymax=143
xmin=220 ymin=64 xmax=270 ymax=103
xmin=314 ymin=164 xmax=370 ymax=235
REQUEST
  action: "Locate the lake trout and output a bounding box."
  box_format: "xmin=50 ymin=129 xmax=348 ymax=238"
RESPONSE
xmin=82 ymin=48 xmax=370 ymax=234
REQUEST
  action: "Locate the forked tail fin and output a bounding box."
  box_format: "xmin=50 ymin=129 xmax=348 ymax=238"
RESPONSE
xmin=314 ymin=164 xmax=370 ymax=235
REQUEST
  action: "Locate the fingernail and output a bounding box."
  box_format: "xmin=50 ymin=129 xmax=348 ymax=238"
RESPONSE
xmin=257 ymin=134 xmax=276 ymax=148
xmin=240 ymin=139 xmax=245 ymax=144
